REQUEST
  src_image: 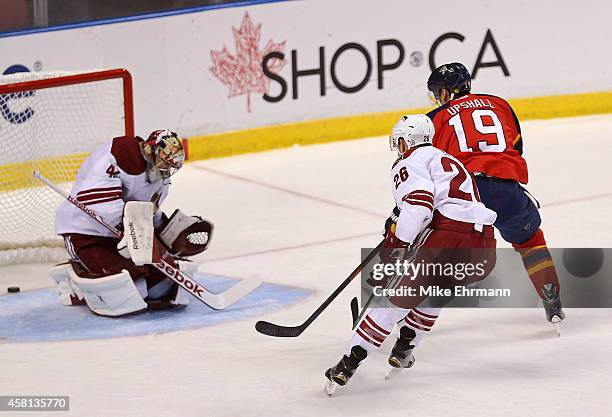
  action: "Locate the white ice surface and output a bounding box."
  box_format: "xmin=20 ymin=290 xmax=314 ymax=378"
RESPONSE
xmin=1 ymin=115 xmax=612 ymax=416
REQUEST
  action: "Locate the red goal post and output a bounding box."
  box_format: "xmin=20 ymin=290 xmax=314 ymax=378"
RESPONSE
xmin=0 ymin=69 xmax=134 ymax=136
xmin=0 ymin=68 xmax=134 ymax=265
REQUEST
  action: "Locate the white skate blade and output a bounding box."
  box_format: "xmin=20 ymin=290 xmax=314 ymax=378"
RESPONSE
xmin=551 ymin=317 xmax=562 ymax=337
xmin=324 ymin=379 xmax=338 ymax=396
xmin=385 ymin=367 xmax=402 ymax=381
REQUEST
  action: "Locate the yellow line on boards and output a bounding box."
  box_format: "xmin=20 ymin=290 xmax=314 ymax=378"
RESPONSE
xmin=184 ymin=90 xmax=612 ymax=161
xmin=2 ymin=90 xmax=611 ymax=192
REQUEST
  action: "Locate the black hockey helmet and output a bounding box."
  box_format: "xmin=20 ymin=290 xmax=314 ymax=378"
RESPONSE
xmin=427 ymin=62 xmax=471 ymax=102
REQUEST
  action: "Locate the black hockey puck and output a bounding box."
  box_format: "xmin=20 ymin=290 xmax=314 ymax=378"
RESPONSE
xmin=7 ymin=286 xmax=20 ymax=293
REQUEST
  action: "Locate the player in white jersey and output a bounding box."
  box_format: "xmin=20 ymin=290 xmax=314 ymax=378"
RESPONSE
xmin=325 ymin=115 xmax=497 ymax=394
xmin=51 ymin=130 xmax=213 ymax=317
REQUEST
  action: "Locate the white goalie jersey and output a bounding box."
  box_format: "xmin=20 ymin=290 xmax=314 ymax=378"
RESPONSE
xmin=391 ymin=145 xmax=496 ymax=244
xmin=55 ymin=136 xmax=169 ymax=238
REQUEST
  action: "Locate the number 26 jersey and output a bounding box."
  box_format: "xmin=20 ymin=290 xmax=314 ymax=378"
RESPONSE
xmin=391 ymin=145 xmax=497 ymax=244
xmin=427 ymin=93 xmax=528 ymax=184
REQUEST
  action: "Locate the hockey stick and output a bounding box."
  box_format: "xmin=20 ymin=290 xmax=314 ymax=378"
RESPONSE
xmin=350 ymin=297 xmax=359 ymax=327
xmin=353 ymin=293 xmax=374 ymax=329
xmin=352 ymin=247 xmax=416 ymax=329
xmin=255 ymin=240 xmax=384 ymax=337
xmin=33 ymin=170 xmax=260 ymax=310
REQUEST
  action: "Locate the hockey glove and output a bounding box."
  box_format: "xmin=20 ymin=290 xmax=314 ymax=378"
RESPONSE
xmin=158 ymin=209 xmax=214 ymax=257
xmin=383 ymin=206 xmax=401 ymax=237
xmin=380 ymin=223 xmax=409 ymax=262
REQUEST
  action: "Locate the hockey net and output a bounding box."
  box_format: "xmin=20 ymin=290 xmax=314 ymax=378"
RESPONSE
xmin=0 ymin=69 xmax=134 ymax=265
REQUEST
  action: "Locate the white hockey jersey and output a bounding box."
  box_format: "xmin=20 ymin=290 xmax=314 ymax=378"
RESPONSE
xmin=391 ymin=145 xmax=496 ymax=244
xmin=55 ymin=136 xmax=169 ymax=238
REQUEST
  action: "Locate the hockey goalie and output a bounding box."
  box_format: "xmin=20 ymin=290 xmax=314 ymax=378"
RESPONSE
xmin=51 ymin=130 xmax=213 ymax=317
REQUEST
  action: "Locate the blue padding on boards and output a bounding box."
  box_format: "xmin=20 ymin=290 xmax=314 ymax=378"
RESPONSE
xmin=0 ymin=274 xmax=310 ymax=343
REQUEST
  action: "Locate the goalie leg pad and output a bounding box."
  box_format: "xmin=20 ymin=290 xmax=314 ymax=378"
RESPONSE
xmin=147 ymin=278 xmax=175 ymax=300
xmin=172 ymin=260 xmax=199 ymax=307
xmin=159 ymin=209 xmax=213 ymax=256
xmin=68 ymin=268 xmax=147 ymax=317
xmin=146 ymin=261 xmax=195 ymax=308
xmin=172 ymin=286 xmax=190 ymax=308
xmin=178 ymin=260 xmax=199 ymax=276
xmin=50 ymin=264 xmax=85 ymax=306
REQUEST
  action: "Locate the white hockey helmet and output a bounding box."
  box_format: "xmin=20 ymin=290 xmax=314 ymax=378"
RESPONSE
xmin=389 ymin=114 xmax=435 ymax=156
xmin=141 ymin=129 xmax=185 ymax=181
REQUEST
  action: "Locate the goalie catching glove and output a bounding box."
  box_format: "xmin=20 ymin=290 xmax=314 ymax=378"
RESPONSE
xmin=158 ymin=209 xmax=213 ymax=257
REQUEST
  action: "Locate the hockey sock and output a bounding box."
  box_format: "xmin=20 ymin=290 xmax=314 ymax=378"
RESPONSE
xmin=347 ymin=306 xmax=408 ymax=355
xmin=401 ymin=307 xmax=441 ymax=348
xmin=513 ymin=228 xmax=561 ymax=300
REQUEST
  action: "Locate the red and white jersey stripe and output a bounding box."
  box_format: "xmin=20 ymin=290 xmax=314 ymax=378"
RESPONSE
xmin=356 ymin=314 xmax=391 ymax=348
xmin=75 ymin=186 xmax=123 ymax=206
xmin=402 ymin=189 xmax=434 ymax=212
xmin=404 ymin=308 xmax=439 ymax=332
xmin=390 ymin=146 xmax=496 ymax=244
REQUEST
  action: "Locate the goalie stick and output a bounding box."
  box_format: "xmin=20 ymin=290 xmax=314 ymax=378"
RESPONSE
xmin=255 ymin=240 xmax=384 ymax=338
xmin=33 ymin=170 xmax=260 ymax=310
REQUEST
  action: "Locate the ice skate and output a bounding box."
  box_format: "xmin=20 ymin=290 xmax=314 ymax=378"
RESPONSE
xmin=386 ymin=326 xmax=416 ymax=380
xmin=544 ymin=299 xmax=565 ymax=336
xmin=324 ymin=345 xmax=367 ymax=396
xmin=542 ymin=284 xmax=565 ymax=336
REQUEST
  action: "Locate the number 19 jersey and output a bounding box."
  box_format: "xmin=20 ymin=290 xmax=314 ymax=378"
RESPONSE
xmin=427 ymin=93 xmax=528 ymax=184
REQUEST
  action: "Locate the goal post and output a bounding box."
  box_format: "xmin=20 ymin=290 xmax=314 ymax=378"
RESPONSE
xmin=0 ymin=68 xmax=134 ymax=265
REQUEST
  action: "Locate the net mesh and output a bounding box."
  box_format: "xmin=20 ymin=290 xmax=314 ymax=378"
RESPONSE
xmin=0 ymin=70 xmax=128 ymax=265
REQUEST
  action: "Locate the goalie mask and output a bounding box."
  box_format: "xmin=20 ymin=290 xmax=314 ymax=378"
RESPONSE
xmin=141 ymin=130 xmax=185 ymax=181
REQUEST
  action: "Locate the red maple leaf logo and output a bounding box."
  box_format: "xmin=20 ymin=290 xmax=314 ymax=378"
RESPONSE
xmin=210 ymin=12 xmax=286 ymax=113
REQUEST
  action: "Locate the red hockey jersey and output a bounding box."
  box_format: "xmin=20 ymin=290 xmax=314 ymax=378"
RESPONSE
xmin=427 ymin=93 xmax=528 ymax=184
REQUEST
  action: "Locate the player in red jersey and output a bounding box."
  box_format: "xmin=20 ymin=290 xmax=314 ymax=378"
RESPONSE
xmin=426 ymin=62 xmax=564 ymax=328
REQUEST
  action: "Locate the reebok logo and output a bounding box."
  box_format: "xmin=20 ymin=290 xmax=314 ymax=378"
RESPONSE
xmin=128 ymin=221 xmax=139 ymax=249
xmin=156 ymin=261 xmax=205 ymax=298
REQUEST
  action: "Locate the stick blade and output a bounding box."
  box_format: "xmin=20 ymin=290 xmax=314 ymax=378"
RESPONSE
xmin=350 ymin=297 xmax=359 ymax=328
xmin=255 ymin=320 xmax=304 ymax=337
xmin=203 ymin=278 xmax=262 ymax=310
